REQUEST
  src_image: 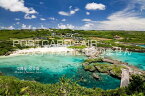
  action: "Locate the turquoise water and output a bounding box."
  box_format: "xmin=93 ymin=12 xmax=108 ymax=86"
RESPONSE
xmin=0 ymin=54 xmax=120 ymax=90
xmin=105 ymin=51 xmax=145 ymax=70
xmin=137 ymin=45 xmax=145 ymax=48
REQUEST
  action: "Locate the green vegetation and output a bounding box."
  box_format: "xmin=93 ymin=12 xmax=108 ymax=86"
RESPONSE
xmin=0 ymin=29 xmax=145 ymax=95
xmin=0 ymin=29 xmax=51 ymax=40
xmin=0 ymin=29 xmax=145 ymax=55
xmin=0 ymin=41 xmax=30 ymax=56
xmin=0 ymin=29 xmax=145 ymax=43
xmin=84 ymin=63 xmax=126 ymax=78
xmin=68 ymin=45 xmax=86 ymax=49
xmin=0 ymin=75 xmax=145 ymax=96
xmin=0 ymin=76 xmax=106 ymax=96
xmin=126 ymin=75 xmax=145 ymax=95
xmin=0 ymin=41 xmax=14 ymax=55
xmin=96 ymin=40 xmax=145 ymax=51
xmin=95 ymin=64 xmax=126 ymax=78
xmin=76 ymin=30 xmax=145 ymax=43
xmin=83 ymin=58 xmax=126 ymax=78
xmin=84 ymin=58 xmax=103 ymax=63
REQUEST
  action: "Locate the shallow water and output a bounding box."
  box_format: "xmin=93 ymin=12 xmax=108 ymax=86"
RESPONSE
xmin=0 ymin=54 xmax=120 ymax=90
xmin=105 ymin=51 xmax=145 ymax=70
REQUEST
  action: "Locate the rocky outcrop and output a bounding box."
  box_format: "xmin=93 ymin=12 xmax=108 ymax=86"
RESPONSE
xmin=109 ymin=70 xmax=121 ymax=79
xmin=83 ymin=57 xmax=145 ymax=81
xmin=84 ymin=65 xmax=96 ymax=72
xmin=83 ymin=62 xmax=124 ymax=79
xmin=94 ymin=64 xmax=124 ymax=79
xmin=103 ymin=58 xmax=128 ymax=65
xmin=92 ymin=73 xmax=100 ymax=80
xmin=82 ymin=62 xmax=89 ymax=67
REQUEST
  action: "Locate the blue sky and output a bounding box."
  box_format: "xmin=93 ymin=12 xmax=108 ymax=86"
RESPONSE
xmin=0 ymin=0 xmax=145 ymax=30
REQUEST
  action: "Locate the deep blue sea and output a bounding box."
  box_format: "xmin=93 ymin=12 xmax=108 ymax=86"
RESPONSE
xmin=0 ymin=54 xmax=120 ymax=90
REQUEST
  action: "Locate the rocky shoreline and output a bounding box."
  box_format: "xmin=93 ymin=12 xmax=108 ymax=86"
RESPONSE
xmin=82 ymin=57 xmax=145 ymax=80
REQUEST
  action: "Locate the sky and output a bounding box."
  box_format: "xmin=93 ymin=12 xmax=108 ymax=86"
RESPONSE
xmin=0 ymin=0 xmax=145 ymax=31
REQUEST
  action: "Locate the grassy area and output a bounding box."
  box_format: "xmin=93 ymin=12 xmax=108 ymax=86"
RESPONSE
xmin=0 ymin=29 xmax=52 ymax=40
xmin=0 ymin=29 xmax=145 ymax=43
xmin=0 ymin=76 xmax=109 ymax=96
xmin=0 ymin=29 xmax=144 ymax=55
xmin=0 ymin=75 xmax=145 ymax=96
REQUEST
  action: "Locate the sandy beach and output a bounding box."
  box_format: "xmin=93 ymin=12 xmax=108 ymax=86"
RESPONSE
xmin=9 ymin=47 xmax=75 ymax=56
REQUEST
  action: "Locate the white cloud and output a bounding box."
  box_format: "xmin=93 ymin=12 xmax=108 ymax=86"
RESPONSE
xmin=80 ymin=16 xmax=145 ymax=31
xmin=0 ymin=0 xmax=37 ymax=14
xmin=0 ymin=26 xmax=15 ymax=29
xmin=24 ymin=14 xmax=36 ymax=19
xmin=70 ymin=8 xmax=79 ymax=15
xmin=58 ymin=11 xmax=69 ymax=16
xmin=0 ymin=26 xmax=4 ymax=29
xmin=32 ymin=27 xmax=36 ymax=29
xmin=58 ymin=24 xmax=75 ymax=29
xmin=86 ymin=12 xmax=90 ymax=15
xmin=99 ymin=17 xmax=145 ymax=31
xmin=22 ymin=24 xmax=32 ymax=29
xmin=16 ymin=22 xmax=20 ymax=24
xmin=61 ymin=19 xmax=66 ymax=22
xmin=7 ymin=26 xmax=15 ymax=30
xmin=133 ymin=0 xmax=145 ymax=12
xmin=40 ymin=18 xmax=46 ymax=21
xmin=80 ymin=23 xmax=94 ymax=30
xmin=40 ymin=25 xmax=47 ymax=29
xmin=82 ymin=19 xmax=92 ymax=22
xmin=22 ymin=24 xmax=26 ymax=29
xmin=58 ymin=8 xmax=79 ymax=16
xmin=85 ymin=2 xmax=106 ymax=10
xmin=69 ymin=6 xmax=72 ymax=9
xmin=48 ymin=17 xmax=57 ymax=20
xmin=80 ymin=0 xmax=145 ymax=31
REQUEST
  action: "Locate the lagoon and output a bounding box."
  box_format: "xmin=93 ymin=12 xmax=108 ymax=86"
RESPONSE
xmin=0 ymin=54 xmax=120 ymax=90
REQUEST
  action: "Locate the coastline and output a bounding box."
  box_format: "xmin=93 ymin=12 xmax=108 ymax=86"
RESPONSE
xmin=0 ymin=47 xmax=76 ymax=58
xmin=1 ymin=44 xmax=145 ymax=58
xmin=82 ymin=47 xmax=145 ymax=83
xmin=1 ymin=46 xmax=145 ymax=77
xmin=0 ymin=45 xmax=145 ymax=91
